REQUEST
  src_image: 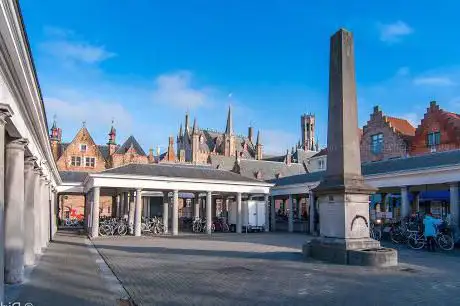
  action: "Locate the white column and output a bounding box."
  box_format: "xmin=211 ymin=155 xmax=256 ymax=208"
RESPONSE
xmin=134 ymin=189 xmax=142 ymax=236
xmin=236 ymin=193 xmax=242 ymax=233
xmin=24 ymin=156 xmax=36 ymax=266
xmin=147 ymin=197 xmax=151 ymax=218
xmin=33 ymin=169 xmax=42 ymax=254
xmin=401 ymin=186 xmax=410 ymax=219
xmin=4 ymin=138 xmax=27 ymax=284
xmin=172 ymin=190 xmax=179 ymax=235
xmin=194 ymin=193 xmax=200 ymax=219
xmin=206 ymin=191 xmax=212 ymax=234
xmin=263 ymin=194 xmax=269 ymax=232
xmin=450 ymin=183 xmax=459 ymax=231
xmin=39 ymin=177 xmax=48 ymax=249
xmin=0 ymin=107 xmax=12 ymax=302
xmin=163 ymin=192 xmax=169 ymax=234
xmin=128 ymin=191 xmax=135 ymax=234
xmin=309 ymin=192 xmax=315 ymax=234
xmin=123 ymin=192 xmax=129 ymax=217
xmin=51 ymin=189 xmax=58 ymax=237
xmin=288 ymin=195 xmax=294 ymax=232
xmin=270 ymin=196 xmax=276 ymax=232
xmin=116 ymin=194 xmax=121 ymax=218
xmin=91 ymin=187 xmax=100 ymax=238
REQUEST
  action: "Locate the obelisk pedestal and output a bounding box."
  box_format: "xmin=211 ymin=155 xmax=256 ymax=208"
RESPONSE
xmin=303 ymin=29 xmax=397 ymax=267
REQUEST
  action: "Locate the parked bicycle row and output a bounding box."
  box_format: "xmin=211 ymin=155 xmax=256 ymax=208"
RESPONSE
xmin=370 ymin=213 xmax=455 ymax=251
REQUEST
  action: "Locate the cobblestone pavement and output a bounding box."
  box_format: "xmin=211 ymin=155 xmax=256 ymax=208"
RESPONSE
xmin=6 ymin=230 xmax=122 ymax=306
xmin=93 ymin=233 xmax=460 ymax=306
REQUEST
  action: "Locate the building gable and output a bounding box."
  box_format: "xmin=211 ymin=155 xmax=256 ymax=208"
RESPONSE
xmin=361 ymin=106 xmax=411 ymax=163
xmin=56 ymin=127 xmax=107 ymax=172
xmin=411 ymin=101 xmax=460 ymax=156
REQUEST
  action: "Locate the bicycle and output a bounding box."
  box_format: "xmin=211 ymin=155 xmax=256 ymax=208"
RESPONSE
xmin=407 ymin=229 xmax=454 ymax=251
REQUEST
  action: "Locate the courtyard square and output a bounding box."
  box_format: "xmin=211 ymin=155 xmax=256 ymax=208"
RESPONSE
xmin=93 ymin=233 xmax=460 ymax=306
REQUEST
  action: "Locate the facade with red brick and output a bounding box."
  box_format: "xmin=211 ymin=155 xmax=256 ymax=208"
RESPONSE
xmin=410 ymin=101 xmax=460 ymax=156
xmin=361 ymin=106 xmax=415 ymax=163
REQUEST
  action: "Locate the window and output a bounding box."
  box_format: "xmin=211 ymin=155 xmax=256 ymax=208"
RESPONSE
xmin=85 ymin=157 xmax=95 ymax=167
xmin=371 ymin=133 xmax=384 ymax=154
xmin=427 ymin=132 xmax=441 ymax=147
xmin=71 ymin=156 xmax=81 ymax=166
xmin=318 ymin=159 xmax=325 ymax=170
xmin=80 ymin=144 xmax=87 ymax=152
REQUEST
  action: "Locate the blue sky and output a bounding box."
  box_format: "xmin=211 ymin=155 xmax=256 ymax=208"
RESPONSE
xmin=20 ymin=0 xmax=460 ymax=154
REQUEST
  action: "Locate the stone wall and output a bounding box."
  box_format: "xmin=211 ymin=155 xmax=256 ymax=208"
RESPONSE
xmin=111 ymin=152 xmax=149 ymax=168
xmin=59 ymin=195 xmax=113 ymax=221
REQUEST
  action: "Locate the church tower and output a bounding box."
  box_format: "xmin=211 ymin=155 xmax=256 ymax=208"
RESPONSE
xmin=49 ymin=115 xmax=62 ymax=161
xmin=223 ymin=106 xmax=236 ymax=157
xmin=301 ymin=113 xmax=315 ymax=151
xmin=107 ymin=120 xmax=117 ymax=156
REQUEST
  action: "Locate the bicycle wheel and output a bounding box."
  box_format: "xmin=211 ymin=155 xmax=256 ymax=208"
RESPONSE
xmin=437 ymin=234 xmax=454 ymax=251
xmin=222 ymin=223 xmax=229 ymax=233
xmin=373 ymin=230 xmax=382 ymax=241
xmin=117 ymin=224 xmax=128 ymax=236
xmin=99 ymin=225 xmax=110 ymax=236
xmin=192 ymin=223 xmax=199 ymax=233
xmin=211 ymin=224 xmax=215 ymax=232
xmin=408 ymin=236 xmax=425 ymax=250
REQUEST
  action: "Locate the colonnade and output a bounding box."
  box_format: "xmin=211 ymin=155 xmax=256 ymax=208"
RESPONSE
xmin=0 ymin=109 xmax=57 ymax=300
xmin=87 ymin=187 xmax=270 ymax=238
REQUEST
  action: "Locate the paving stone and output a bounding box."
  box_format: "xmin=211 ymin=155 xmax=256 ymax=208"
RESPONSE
xmin=93 ymin=233 xmax=460 ymax=306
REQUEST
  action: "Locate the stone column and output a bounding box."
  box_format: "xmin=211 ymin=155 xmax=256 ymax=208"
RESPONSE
xmin=134 ymin=188 xmax=142 ymax=236
xmin=401 ymin=186 xmax=410 ymax=219
xmin=172 ymin=190 xmax=179 ymax=235
xmin=288 ymin=195 xmax=294 ymax=232
xmin=163 ymin=192 xmax=169 ymax=234
xmin=24 ymin=156 xmax=36 ymax=266
xmin=236 ymin=193 xmax=242 ymax=233
xmin=206 ymin=191 xmax=212 ymax=234
xmin=40 ymin=177 xmax=49 ymax=249
xmin=194 ymin=193 xmax=200 ymax=219
xmin=4 ymin=138 xmax=27 ymax=284
xmin=128 ymin=191 xmax=135 ymax=234
xmin=264 ymin=194 xmax=269 ymax=232
xmin=270 ymin=196 xmax=276 ymax=231
xmin=450 ymin=183 xmax=459 ymax=231
xmin=91 ymin=187 xmax=100 ymax=238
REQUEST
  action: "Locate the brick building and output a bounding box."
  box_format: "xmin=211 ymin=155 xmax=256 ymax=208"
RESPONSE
xmin=51 ymin=121 xmax=155 ymax=221
xmin=410 ymin=101 xmax=460 ymax=156
xmin=361 ymin=106 xmax=415 ymax=163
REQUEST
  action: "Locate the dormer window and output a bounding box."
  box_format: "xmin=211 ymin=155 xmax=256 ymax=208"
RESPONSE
xmin=80 ymin=144 xmax=87 ymax=152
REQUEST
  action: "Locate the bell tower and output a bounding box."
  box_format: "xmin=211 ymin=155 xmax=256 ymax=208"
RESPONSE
xmin=301 ymin=113 xmax=315 ymax=151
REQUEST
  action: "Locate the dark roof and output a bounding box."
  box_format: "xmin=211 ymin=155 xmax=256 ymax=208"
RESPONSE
xmin=98 ymin=145 xmax=111 ymax=160
xmin=60 ymin=171 xmax=89 ymax=183
xmin=100 ymin=163 xmax=266 ymax=183
xmin=209 ymin=155 xmax=307 ymax=181
xmin=116 ymin=136 xmax=146 ymax=156
xmin=272 ymin=150 xmax=460 ymax=187
xmin=311 ymin=148 xmax=327 ymax=158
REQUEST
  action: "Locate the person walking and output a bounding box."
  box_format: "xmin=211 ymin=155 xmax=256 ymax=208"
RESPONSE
xmin=423 ymin=213 xmax=442 ymax=252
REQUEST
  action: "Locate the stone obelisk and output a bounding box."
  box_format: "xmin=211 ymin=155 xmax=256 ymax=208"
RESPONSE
xmin=305 ymin=29 xmax=397 ymax=266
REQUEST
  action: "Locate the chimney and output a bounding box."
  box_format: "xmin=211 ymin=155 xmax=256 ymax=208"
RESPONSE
xmin=248 ymin=126 xmax=254 ymax=143
xmin=285 ymin=149 xmax=291 ymax=165
xmin=148 ymin=148 xmax=154 ymax=163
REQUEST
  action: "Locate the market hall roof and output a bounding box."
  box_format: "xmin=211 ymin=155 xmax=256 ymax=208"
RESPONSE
xmin=270 ymin=149 xmax=460 ymax=187
xmin=100 ymin=163 xmax=267 ymax=184
xmin=59 ymin=171 xmax=89 ymax=183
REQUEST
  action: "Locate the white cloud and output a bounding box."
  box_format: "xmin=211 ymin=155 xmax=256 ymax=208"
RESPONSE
xmin=39 ymin=26 xmax=115 ymax=64
xmin=378 ymin=21 xmax=413 ymax=44
xmin=262 ymin=129 xmax=298 ymax=155
xmin=413 ymin=76 xmax=456 ymax=87
xmin=151 ymin=71 xmax=215 ymax=109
